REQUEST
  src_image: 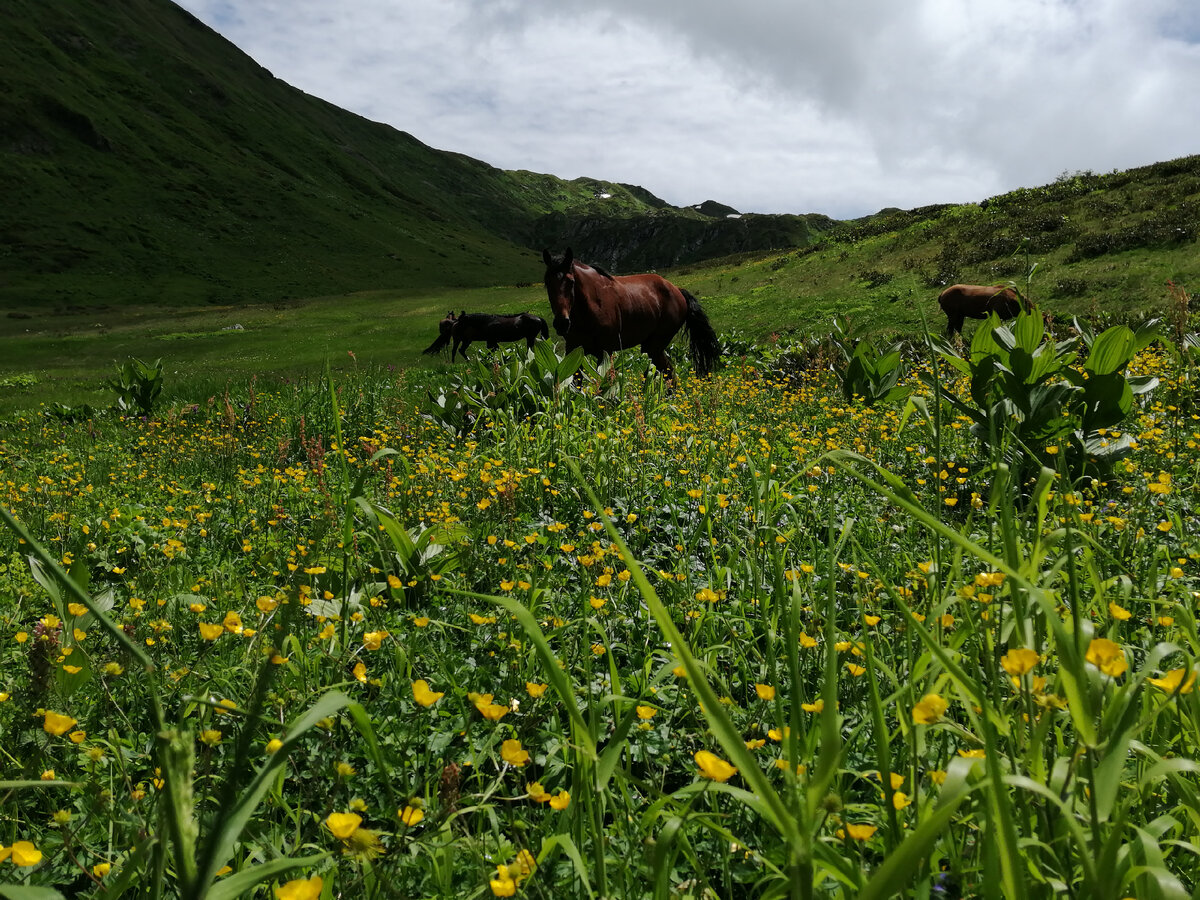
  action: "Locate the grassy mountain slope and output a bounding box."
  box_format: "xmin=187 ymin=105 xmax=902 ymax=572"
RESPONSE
xmin=0 ymin=0 xmax=835 ymax=310
xmin=679 ymin=158 xmax=1200 ymax=338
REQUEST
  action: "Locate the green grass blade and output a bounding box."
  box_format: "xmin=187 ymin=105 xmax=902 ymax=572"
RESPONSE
xmin=194 ymin=690 xmax=355 ymax=890
xmin=206 ymin=853 xmax=330 ymax=900
xmin=459 ymin=588 xmax=597 ymax=760
xmin=857 ymin=759 xmax=980 ymax=900
xmin=566 ymin=460 xmax=797 ymax=843
xmin=0 ymin=888 xmax=67 ymax=900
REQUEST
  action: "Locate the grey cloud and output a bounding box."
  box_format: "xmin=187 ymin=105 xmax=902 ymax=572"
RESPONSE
xmin=177 ymin=0 xmax=1200 ymax=218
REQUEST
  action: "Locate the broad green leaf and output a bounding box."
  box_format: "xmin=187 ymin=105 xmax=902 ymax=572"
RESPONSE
xmin=1086 ymin=325 xmax=1135 ymax=375
xmin=1013 ymin=309 xmax=1045 ymax=353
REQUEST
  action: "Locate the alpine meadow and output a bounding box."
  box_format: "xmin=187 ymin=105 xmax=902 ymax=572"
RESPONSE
xmin=3 ymin=1 xmax=1200 ymax=899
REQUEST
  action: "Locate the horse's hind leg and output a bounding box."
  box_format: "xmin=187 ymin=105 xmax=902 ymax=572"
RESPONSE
xmin=648 ymin=348 xmax=676 ymax=387
xmin=454 ymin=340 xmax=470 ymax=362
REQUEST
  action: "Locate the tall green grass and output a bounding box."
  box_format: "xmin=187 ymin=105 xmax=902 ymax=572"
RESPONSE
xmin=1 ymin=308 xmax=1197 ymax=897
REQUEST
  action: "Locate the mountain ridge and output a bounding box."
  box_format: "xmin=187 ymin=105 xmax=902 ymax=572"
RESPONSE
xmin=0 ymin=0 xmax=837 ymax=309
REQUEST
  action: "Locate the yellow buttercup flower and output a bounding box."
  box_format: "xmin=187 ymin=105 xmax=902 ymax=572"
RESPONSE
xmin=694 ymin=750 xmax=737 ymax=782
xmin=1147 ymin=668 xmax=1196 ymax=695
xmin=325 ymin=812 xmax=362 ymax=840
xmin=481 ymin=704 xmax=509 ymax=721
xmin=43 ymin=711 xmax=77 ymax=736
xmin=912 ymin=693 xmax=948 ymax=725
xmin=490 ymin=864 xmax=517 ymax=897
xmin=501 ymin=739 xmax=530 ymax=767
xmin=801 ymin=699 xmax=825 ymax=713
xmin=636 ymin=705 xmax=656 ymax=720
xmin=1085 ymin=638 xmax=1128 ymax=677
xmin=843 ymin=823 xmax=877 ymax=841
xmin=362 ymin=630 xmax=386 ymax=650
xmin=256 ymin=595 xmax=279 ymax=613
xmin=754 ymin=683 xmax=776 ymax=700
xmin=526 ymin=682 xmax=548 ymax=698
xmin=548 ymin=790 xmax=571 ymax=810
xmin=198 ymin=622 xmax=223 ymax=641
xmin=399 ymin=805 xmax=425 ymax=826
xmin=275 ymin=876 xmax=323 ymax=900
xmin=412 ymin=680 xmax=445 ymax=707
xmin=1000 ymin=648 xmax=1039 ymax=676
xmin=0 ymin=840 xmax=43 ymax=867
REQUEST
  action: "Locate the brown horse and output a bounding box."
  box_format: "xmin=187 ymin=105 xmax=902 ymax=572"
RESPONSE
xmin=938 ymin=284 xmax=1032 ymax=336
xmin=422 ymin=310 xmax=549 ymax=361
xmin=542 ymin=248 xmax=720 ymax=379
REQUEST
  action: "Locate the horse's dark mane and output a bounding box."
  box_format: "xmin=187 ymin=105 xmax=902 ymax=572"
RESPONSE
xmin=580 ymin=262 xmax=615 ymax=280
xmin=546 ymin=252 xmax=615 ymax=281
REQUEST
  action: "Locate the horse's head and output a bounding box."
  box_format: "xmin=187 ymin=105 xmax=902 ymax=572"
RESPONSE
xmin=542 ymin=247 xmax=576 ymax=336
xmin=438 ymin=311 xmax=457 ymax=336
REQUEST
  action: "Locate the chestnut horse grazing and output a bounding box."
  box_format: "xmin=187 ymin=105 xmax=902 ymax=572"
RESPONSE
xmin=938 ymin=284 xmax=1031 ymax=336
xmin=422 ymin=310 xmax=549 ymax=361
xmin=542 ymin=248 xmax=720 ymax=379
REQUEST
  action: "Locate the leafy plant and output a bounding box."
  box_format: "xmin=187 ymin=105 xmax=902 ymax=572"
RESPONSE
xmin=423 ymin=343 xmax=591 ymax=437
xmin=831 ymin=316 xmax=911 ymax=405
xmin=107 ymin=358 xmax=163 ymax=417
xmin=929 ymin=308 xmax=1158 ymax=477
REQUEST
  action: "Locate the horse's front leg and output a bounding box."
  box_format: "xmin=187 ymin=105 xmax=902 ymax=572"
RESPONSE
xmin=454 ymin=340 xmax=471 ymax=362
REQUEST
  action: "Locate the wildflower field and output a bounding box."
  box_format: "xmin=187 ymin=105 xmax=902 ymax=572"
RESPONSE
xmin=1 ymin=308 xmax=1199 ymax=900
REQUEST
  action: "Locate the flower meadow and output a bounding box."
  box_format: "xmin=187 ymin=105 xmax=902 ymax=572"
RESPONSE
xmin=1 ymin=317 xmax=1199 ymax=900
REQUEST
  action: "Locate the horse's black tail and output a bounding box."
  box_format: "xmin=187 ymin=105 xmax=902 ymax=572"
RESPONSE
xmin=681 ymin=290 xmax=720 ymax=377
xmin=422 ymin=332 xmax=452 ymax=355
xmin=538 ymin=317 xmax=549 ymax=340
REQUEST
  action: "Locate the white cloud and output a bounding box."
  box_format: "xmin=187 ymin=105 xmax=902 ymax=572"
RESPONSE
xmin=176 ymin=0 xmax=1200 ymax=218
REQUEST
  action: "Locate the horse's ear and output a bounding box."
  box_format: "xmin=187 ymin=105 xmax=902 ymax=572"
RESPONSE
xmin=542 ymin=249 xmax=552 ymax=267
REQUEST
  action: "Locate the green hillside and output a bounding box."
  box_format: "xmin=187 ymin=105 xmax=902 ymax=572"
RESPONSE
xmin=679 ymin=158 xmax=1200 ymax=338
xmin=0 ymin=0 xmax=835 ymax=311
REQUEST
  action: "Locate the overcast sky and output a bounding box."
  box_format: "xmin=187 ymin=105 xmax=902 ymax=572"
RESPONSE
xmin=177 ymin=0 xmax=1200 ymax=219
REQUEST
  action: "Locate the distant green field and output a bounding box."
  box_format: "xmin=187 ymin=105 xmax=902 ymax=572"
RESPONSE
xmin=0 ymin=284 xmax=544 ymax=416
xmin=1 ymin=230 xmax=1196 ymax=419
